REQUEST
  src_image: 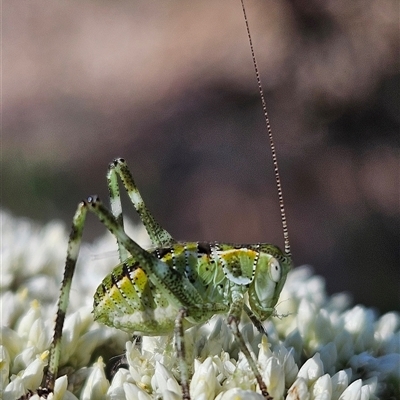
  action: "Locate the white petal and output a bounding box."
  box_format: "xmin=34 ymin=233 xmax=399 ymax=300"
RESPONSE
xmin=263 ymin=356 xmax=285 ymax=399
xmin=53 ymin=375 xmax=78 ymax=400
xmin=334 ymin=330 xmax=354 ymax=363
xmin=314 ymin=309 xmax=334 ymax=345
xmin=360 ymin=377 xmax=378 ymax=400
xmin=343 ymin=306 xmax=375 ymax=353
xmin=284 ymin=329 xmax=303 ymax=365
xmin=81 ymin=357 xmax=110 ymax=400
xmin=13 ymin=347 xmax=38 ymax=372
xmin=109 ymin=367 xmax=130 ymax=391
xmin=338 ymin=379 xmax=362 ymax=400
xmin=73 ymin=328 xmax=114 ymax=368
xmin=27 ymin=317 xmax=48 ymax=351
xmin=161 ymin=389 xmax=182 ymax=400
xmin=257 ymin=335 xmax=273 ymax=368
xmin=60 ymin=307 xmax=92 ymax=365
xmin=3 ymin=376 xmax=26 ymax=400
xmin=0 ymin=345 xmax=11 ymax=389
xmin=215 ymin=388 xmax=264 ymax=400
xmin=123 ymin=381 xmax=152 ymax=400
xmin=380 ymin=331 xmax=400 ymax=354
xmin=286 ymin=377 xmax=310 ymax=400
xmin=297 ymin=299 xmax=317 ymax=343
xmin=151 ymin=361 xmax=181 ymax=398
xmin=374 ymin=312 xmax=399 ymax=340
xmin=273 ymin=344 xmax=298 ymax=386
xmin=0 ymin=326 xmax=24 ymax=361
xmin=331 ymin=369 xmax=351 ymax=400
xmin=190 ymin=357 xmax=218 ymax=399
xmin=16 ymin=300 xmax=42 ymax=338
xmin=310 ymin=373 xmax=332 ymax=400
xmin=297 ymin=353 xmax=324 ymax=385
xmin=20 ymin=356 xmax=47 ymax=393
xmin=319 ymin=342 xmax=337 ymax=375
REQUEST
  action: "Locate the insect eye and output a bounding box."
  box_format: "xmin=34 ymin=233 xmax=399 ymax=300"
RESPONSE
xmin=269 ymin=258 xmax=281 ymax=283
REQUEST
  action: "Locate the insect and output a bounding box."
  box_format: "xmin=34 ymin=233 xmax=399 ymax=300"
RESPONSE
xmin=20 ymin=1 xmax=292 ymax=399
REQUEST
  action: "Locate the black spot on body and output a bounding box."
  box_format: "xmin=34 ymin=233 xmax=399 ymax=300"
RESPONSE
xmin=156 ymin=248 xmax=173 ymax=259
xmin=69 ymin=225 xmax=80 ymax=242
xmin=100 ymin=283 xmax=108 ymax=296
xmin=197 ymin=242 xmax=212 ymax=255
xmin=122 ymin=263 xmax=131 ymax=278
xmin=232 ymin=261 xmax=241 ymax=277
xmin=111 ymin=271 xmax=119 ymax=287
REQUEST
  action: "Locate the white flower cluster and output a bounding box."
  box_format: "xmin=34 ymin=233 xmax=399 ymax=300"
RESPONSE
xmin=1 ymin=211 xmax=399 ymax=400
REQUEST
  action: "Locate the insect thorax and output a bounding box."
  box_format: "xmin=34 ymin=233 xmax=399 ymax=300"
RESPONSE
xmin=93 ymin=241 xmax=291 ymax=335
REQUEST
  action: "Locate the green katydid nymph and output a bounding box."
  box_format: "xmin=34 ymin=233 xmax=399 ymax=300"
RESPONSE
xmin=19 ymin=1 xmax=292 ymax=399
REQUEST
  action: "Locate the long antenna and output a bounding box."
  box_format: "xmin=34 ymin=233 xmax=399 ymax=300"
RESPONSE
xmin=240 ymin=0 xmax=291 ymax=256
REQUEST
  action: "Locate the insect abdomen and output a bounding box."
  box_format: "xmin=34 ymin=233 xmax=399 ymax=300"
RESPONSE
xmin=93 ymin=260 xmax=179 ymax=335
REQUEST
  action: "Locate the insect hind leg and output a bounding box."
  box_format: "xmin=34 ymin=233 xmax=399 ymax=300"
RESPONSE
xmin=107 ymin=159 xmax=130 ymax=262
xmin=108 ymin=158 xmax=175 ymax=248
xmin=41 ymin=194 xmax=172 ymax=397
xmin=42 ymin=201 xmax=88 ymax=394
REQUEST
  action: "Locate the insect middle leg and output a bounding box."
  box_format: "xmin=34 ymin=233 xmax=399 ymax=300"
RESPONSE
xmin=175 ymin=308 xmax=191 ymax=400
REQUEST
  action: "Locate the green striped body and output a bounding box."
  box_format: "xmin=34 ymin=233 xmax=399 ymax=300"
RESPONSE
xmin=93 ymin=242 xmax=292 ymax=335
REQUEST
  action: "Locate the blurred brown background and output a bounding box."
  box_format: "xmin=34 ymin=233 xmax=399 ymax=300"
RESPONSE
xmin=3 ymin=0 xmax=399 ymax=312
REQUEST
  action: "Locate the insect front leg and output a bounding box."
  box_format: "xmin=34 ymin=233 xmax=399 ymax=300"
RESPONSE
xmin=107 ymin=157 xmax=176 ymax=248
xmin=228 ymin=297 xmax=273 ymax=400
xmin=243 ymin=303 xmax=268 ymax=336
